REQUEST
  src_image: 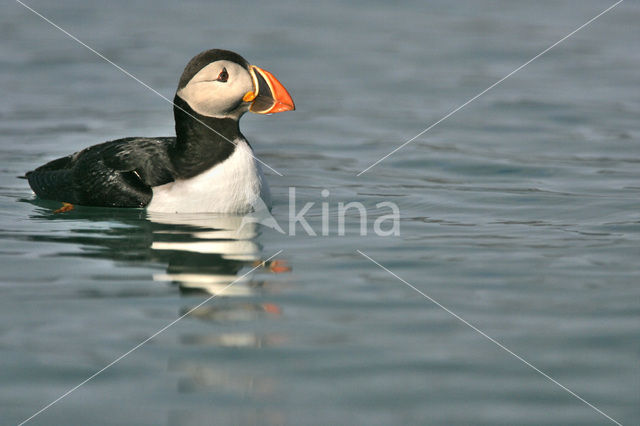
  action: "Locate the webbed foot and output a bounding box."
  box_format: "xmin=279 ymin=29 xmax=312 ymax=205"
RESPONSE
xmin=53 ymin=202 xmax=74 ymax=214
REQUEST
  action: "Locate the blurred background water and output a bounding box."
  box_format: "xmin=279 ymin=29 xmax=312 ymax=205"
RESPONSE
xmin=1 ymin=0 xmax=639 ymax=424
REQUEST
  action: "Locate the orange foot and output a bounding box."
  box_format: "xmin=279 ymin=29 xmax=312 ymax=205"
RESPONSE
xmin=261 ymin=303 xmax=282 ymax=315
xmin=53 ymin=202 xmax=74 ymax=214
xmin=269 ymin=259 xmax=291 ymax=274
xmin=252 ymin=259 xmax=292 ymax=274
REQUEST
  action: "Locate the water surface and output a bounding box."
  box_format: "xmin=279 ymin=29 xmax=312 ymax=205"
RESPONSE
xmin=1 ymin=0 xmax=639 ymax=424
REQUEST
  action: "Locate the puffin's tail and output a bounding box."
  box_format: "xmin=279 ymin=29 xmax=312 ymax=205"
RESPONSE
xmin=25 ymin=168 xmax=76 ymax=203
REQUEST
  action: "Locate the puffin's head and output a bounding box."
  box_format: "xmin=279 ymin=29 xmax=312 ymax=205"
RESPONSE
xmin=175 ymin=49 xmax=295 ymax=119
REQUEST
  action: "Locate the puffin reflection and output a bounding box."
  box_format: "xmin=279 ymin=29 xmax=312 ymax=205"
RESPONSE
xmin=25 ymin=200 xmax=289 ymax=311
xmin=25 ymin=201 xmax=289 ymax=408
xmin=147 ymin=212 xmax=289 ymax=299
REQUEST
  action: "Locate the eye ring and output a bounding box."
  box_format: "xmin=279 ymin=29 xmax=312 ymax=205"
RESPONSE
xmin=216 ymin=67 xmax=229 ymax=83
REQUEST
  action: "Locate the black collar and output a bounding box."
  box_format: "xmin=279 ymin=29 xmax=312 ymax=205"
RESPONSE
xmin=169 ymin=95 xmax=242 ymax=179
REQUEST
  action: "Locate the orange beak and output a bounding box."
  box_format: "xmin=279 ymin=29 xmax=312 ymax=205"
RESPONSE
xmin=245 ymin=65 xmax=295 ymax=114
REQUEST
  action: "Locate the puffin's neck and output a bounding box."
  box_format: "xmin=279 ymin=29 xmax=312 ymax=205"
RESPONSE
xmin=170 ymin=95 xmax=242 ymax=179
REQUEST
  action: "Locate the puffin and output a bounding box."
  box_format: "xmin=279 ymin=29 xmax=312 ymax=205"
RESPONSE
xmin=25 ymin=49 xmax=294 ymax=213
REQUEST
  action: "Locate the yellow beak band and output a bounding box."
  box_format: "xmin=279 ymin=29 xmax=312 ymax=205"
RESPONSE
xmin=243 ymin=91 xmax=256 ymax=102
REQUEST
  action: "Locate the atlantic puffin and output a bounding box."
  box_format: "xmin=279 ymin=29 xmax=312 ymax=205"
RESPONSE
xmin=26 ymin=49 xmax=294 ymax=213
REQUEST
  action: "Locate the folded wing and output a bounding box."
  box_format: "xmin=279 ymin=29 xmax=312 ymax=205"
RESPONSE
xmin=27 ymin=137 xmax=176 ymax=208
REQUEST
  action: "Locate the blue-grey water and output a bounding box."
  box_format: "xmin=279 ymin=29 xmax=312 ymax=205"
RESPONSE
xmin=1 ymin=0 xmax=639 ymax=425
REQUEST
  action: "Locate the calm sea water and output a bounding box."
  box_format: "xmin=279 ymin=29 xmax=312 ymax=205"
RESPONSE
xmin=1 ymin=0 xmax=639 ymax=425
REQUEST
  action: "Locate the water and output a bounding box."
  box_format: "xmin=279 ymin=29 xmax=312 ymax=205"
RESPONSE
xmin=1 ymin=0 xmax=639 ymax=424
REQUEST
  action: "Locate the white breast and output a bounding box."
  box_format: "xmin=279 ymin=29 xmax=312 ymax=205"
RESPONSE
xmin=146 ymin=139 xmax=271 ymax=213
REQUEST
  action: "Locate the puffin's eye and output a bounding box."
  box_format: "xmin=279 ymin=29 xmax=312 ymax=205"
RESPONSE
xmin=216 ymin=68 xmax=229 ymax=83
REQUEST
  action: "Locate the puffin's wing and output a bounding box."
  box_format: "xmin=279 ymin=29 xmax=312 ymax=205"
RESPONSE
xmin=99 ymin=137 xmax=175 ymax=188
xmin=26 ymin=137 xmax=175 ymax=208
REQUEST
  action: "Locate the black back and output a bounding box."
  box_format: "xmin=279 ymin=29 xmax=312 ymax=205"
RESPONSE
xmin=27 ymin=137 xmax=175 ymax=207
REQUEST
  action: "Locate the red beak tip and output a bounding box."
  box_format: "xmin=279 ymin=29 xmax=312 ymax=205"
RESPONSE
xmin=270 ymin=102 xmax=295 ymax=113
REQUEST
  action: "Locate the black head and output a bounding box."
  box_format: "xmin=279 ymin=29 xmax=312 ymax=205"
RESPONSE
xmin=177 ymin=49 xmax=250 ymax=90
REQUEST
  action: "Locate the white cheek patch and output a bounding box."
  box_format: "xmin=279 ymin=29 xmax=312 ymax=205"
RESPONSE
xmin=177 ymin=61 xmax=253 ymax=118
